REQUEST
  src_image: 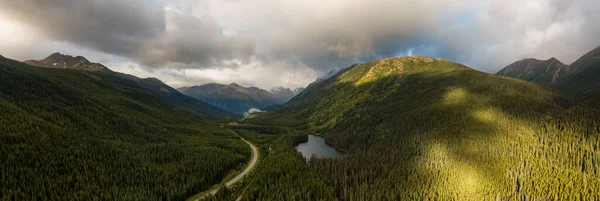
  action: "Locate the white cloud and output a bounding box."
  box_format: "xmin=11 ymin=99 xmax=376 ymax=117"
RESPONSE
xmin=174 ymin=57 xmax=318 ymax=89
xmin=244 ymin=108 xmax=265 ymax=117
xmin=107 ymin=56 xmax=318 ymax=90
xmin=1 ymin=0 xmax=599 ymax=88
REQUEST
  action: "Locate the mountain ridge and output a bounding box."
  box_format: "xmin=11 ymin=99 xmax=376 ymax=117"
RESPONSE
xmin=21 ymin=53 xmax=236 ymax=119
xmin=178 ymin=83 xmax=305 ymax=114
xmin=496 ymin=46 xmax=600 ymax=102
xmin=496 ymin=57 xmax=569 ymax=84
xmin=555 ymin=46 xmax=600 ymax=100
xmin=178 ymin=83 xmax=278 ymax=115
xmin=241 ymin=56 xmax=600 ymax=200
xmin=24 ymin=52 xmax=112 ymax=72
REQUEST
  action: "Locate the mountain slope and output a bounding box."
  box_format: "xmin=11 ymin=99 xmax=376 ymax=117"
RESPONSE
xmin=292 ymin=87 xmax=304 ymax=95
xmin=115 ymin=74 xmax=238 ymax=120
xmin=0 ymin=56 xmax=249 ymax=200
xmin=179 ymin=83 xmax=278 ymax=114
xmin=242 ymin=56 xmax=600 ymax=200
xmin=495 ymin=47 xmax=600 ymax=104
xmin=556 ymin=47 xmax=600 ymax=100
xmin=25 ymin=53 xmax=236 ymax=119
xmin=255 ymin=56 xmax=564 ymax=133
xmin=496 ymin=57 xmax=569 ymax=84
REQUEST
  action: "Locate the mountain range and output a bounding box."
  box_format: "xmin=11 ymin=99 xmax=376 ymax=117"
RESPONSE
xmin=22 ymin=53 xmax=237 ymax=119
xmin=3 ymin=47 xmax=600 ymax=200
xmin=496 ymin=46 xmax=600 ymax=100
xmin=178 ymin=83 xmax=303 ymax=115
xmin=242 ymin=54 xmax=600 ymax=200
xmin=270 ymin=87 xmax=297 ymax=103
xmin=0 ymin=54 xmax=247 ymax=200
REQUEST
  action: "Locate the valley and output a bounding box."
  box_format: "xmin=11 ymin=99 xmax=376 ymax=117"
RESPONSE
xmin=188 ymin=130 xmax=258 ymax=201
xmin=222 ymin=54 xmax=600 ymax=200
xmin=0 ymin=55 xmax=248 ymax=200
xmin=178 ymin=83 xmax=303 ymax=115
xmin=2 ymin=1 xmax=600 ymax=200
xmin=2 ymin=47 xmax=600 ymax=201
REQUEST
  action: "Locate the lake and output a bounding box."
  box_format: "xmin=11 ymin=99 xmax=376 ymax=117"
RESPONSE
xmin=295 ymin=134 xmax=345 ymax=159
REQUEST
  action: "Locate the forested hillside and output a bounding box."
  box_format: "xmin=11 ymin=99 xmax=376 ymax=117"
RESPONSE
xmin=0 ymin=56 xmax=250 ymax=200
xmin=23 ymin=53 xmax=237 ymax=120
xmin=239 ymin=56 xmax=600 ymax=200
xmin=117 ymin=74 xmax=239 ymax=120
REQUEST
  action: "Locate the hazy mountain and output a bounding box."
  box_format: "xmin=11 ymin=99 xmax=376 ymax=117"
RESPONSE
xmin=267 ymin=87 xmax=306 ymax=106
xmin=270 ymin=87 xmax=295 ymax=103
xmin=293 ymin=87 xmax=304 ymax=95
xmin=496 ymin=57 xmax=569 ymax=84
xmin=259 ymin=87 xmax=306 ymax=112
xmin=24 ymin=52 xmax=111 ymax=72
xmin=116 ymin=74 xmax=238 ymax=119
xmin=178 ymin=83 xmax=279 ymax=114
xmin=312 ymin=68 xmax=342 ymax=83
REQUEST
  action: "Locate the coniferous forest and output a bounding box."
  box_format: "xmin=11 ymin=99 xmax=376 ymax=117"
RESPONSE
xmin=229 ymin=57 xmax=600 ymax=200
xmin=0 ymin=56 xmax=249 ymax=200
xmin=2 ymin=1 xmax=600 ymax=200
xmin=3 ymin=53 xmax=600 ymax=200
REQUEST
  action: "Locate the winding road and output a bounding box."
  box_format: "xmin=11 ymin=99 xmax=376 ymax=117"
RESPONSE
xmin=194 ymin=133 xmax=259 ymax=201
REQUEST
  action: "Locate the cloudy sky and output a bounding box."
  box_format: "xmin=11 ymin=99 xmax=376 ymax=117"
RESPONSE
xmin=0 ymin=0 xmax=598 ymax=90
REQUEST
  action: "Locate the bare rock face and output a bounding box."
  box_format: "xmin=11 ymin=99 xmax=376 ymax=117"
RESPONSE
xmin=24 ymin=52 xmax=111 ymax=72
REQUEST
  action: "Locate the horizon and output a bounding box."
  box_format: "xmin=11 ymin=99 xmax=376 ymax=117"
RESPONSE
xmin=2 ymin=1 xmax=600 ymax=200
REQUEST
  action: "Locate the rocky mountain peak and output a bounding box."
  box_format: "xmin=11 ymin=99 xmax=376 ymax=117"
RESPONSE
xmin=24 ymin=53 xmax=110 ymax=72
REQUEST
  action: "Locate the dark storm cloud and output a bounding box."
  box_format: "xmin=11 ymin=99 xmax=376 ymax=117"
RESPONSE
xmin=2 ymin=0 xmax=600 ymax=83
xmin=0 ymin=0 xmax=255 ymax=68
xmin=250 ymin=0 xmax=477 ymax=73
xmin=248 ymin=0 xmax=600 ymax=73
xmin=147 ymin=13 xmax=255 ymax=67
xmin=0 ymin=0 xmax=165 ymax=57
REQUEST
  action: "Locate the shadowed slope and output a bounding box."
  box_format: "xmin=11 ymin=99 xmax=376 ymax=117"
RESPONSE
xmin=556 ymin=47 xmax=600 ymax=101
xmin=0 ymin=56 xmax=249 ymax=200
xmin=496 ymin=57 xmax=569 ymax=84
xmin=22 ymin=53 xmax=237 ymax=120
xmin=241 ymin=56 xmax=599 ymax=200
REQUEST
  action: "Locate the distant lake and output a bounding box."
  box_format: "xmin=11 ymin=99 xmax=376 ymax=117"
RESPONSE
xmin=295 ymin=134 xmax=345 ymax=159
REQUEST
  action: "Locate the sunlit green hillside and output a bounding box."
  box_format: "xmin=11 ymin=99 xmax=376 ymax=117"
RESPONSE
xmin=241 ymin=56 xmax=600 ymax=200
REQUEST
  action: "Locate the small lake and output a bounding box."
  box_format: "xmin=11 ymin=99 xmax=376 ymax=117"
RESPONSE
xmin=295 ymin=134 xmax=345 ymax=159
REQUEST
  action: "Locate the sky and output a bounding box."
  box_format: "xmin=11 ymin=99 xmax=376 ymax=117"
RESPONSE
xmin=0 ymin=0 xmax=599 ymax=90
